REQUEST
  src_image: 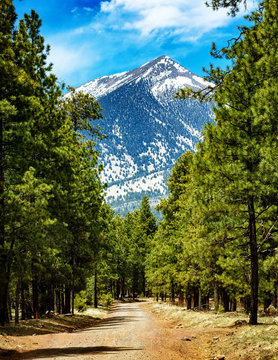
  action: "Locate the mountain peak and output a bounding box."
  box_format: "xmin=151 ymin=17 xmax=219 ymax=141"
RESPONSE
xmin=155 ymin=54 xmax=169 ymax=60
xmin=141 ymin=54 xmax=172 ymax=66
xmin=137 ymin=55 xmax=186 ymax=75
xmin=76 ymin=56 xmax=209 ymax=101
xmin=73 ymin=56 xmax=213 ymax=215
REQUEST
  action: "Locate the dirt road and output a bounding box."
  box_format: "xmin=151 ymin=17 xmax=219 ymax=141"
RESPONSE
xmin=8 ymin=302 xmax=207 ymax=360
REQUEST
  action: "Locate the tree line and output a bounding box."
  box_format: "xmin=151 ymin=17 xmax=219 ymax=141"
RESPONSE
xmin=145 ymin=0 xmax=278 ymax=325
xmin=0 ymin=0 xmax=109 ymax=325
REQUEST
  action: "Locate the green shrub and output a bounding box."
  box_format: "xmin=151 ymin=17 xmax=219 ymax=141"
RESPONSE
xmin=100 ymin=293 xmax=113 ymax=307
xmin=217 ymin=305 xmax=225 ymax=313
xmin=75 ymin=290 xmax=88 ymax=312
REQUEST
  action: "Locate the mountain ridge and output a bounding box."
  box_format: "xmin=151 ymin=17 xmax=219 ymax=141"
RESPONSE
xmin=75 ymin=55 xmax=214 ymax=215
xmin=77 ymin=55 xmax=210 ymax=102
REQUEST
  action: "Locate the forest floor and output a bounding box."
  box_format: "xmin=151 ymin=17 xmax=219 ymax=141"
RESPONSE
xmin=0 ymin=300 xmax=277 ymax=360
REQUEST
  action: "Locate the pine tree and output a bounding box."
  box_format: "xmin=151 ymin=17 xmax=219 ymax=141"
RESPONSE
xmin=146 ymin=152 xmax=193 ymax=302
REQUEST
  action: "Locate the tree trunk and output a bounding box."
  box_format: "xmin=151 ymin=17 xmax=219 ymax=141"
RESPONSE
xmin=94 ymin=269 xmax=98 ymax=308
xmin=57 ymin=289 xmax=61 ymax=313
xmin=142 ymin=271 xmax=146 ymax=297
xmin=132 ymin=265 xmax=138 ymax=299
xmin=202 ymin=295 xmax=209 ymax=310
xmin=248 ymin=195 xmax=258 ymax=325
xmin=120 ymin=276 xmax=125 ymax=300
xmin=25 ymin=286 xmax=32 ymax=319
xmin=186 ymin=295 xmax=192 ymax=310
xmin=54 ymin=289 xmax=57 ymax=313
xmin=274 ymin=268 xmax=278 ymax=308
xmin=264 ymin=297 xmax=272 ymax=311
xmin=70 ymin=289 xmax=74 ymax=315
xmin=50 ymin=284 xmax=54 ymax=312
xmin=0 ymin=262 xmax=9 ymax=325
xmin=61 ymin=287 xmax=65 ymax=314
xmin=214 ymin=282 xmax=219 ymax=311
xmin=0 ymin=230 xmax=9 ymax=325
xmin=7 ymin=294 xmax=12 ymax=321
xmin=71 ymin=254 xmax=75 ymax=315
xmin=193 ymin=289 xmax=199 ymax=309
xmin=15 ymin=280 xmax=20 ymax=324
xmin=64 ymin=286 xmax=71 ymax=313
xmin=242 ymin=295 xmax=251 ymax=314
xmin=171 ymin=281 xmax=175 ymax=304
xmin=230 ymin=298 xmax=237 ymax=311
xmin=32 ymin=279 xmax=39 ymax=319
xmin=116 ymin=279 xmax=120 ymax=300
xmin=21 ymin=281 xmax=26 ymax=320
xmin=222 ymin=289 xmax=230 ymax=312
xmin=198 ymin=288 xmax=202 ymax=310
xmin=178 ymin=291 xmax=184 ymax=307
xmin=60 ymin=289 xmax=64 ymax=314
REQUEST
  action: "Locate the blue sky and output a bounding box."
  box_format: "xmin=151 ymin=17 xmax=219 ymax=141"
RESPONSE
xmin=15 ymin=0 xmax=256 ymax=87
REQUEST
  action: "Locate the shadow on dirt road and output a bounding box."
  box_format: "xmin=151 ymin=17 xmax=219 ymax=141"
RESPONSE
xmin=3 ymin=345 xmax=142 ymax=359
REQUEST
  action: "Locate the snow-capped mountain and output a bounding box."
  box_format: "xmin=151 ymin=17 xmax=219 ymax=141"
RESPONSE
xmin=75 ymin=55 xmax=214 ymax=215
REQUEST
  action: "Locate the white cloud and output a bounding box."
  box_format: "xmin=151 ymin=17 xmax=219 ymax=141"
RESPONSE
xmin=124 ymin=6 xmax=185 ymax=36
xmin=99 ymin=0 xmax=247 ymax=38
xmin=83 ymin=7 xmax=94 ymax=12
xmin=47 ymin=42 xmax=99 ymax=78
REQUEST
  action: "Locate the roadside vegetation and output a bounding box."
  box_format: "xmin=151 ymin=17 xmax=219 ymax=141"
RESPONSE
xmin=148 ymin=301 xmax=278 ymax=360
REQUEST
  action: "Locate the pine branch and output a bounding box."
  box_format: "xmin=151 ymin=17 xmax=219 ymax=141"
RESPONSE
xmin=257 ymin=215 xmax=278 ymax=253
xmin=255 ymin=204 xmax=274 ymax=220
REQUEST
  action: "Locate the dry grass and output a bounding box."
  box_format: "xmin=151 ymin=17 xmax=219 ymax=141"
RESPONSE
xmin=148 ymin=302 xmax=278 ymax=360
xmin=150 ymin=302 xmax=250 ymax=327
xmin=0 ymin=307 xmax=108 ymax=337
xmin=76 ymin=306 xmax=108 ymax=318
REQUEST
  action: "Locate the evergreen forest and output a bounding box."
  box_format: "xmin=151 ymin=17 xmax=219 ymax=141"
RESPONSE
xmin=0 ymin=0 xmax=278 ymax=328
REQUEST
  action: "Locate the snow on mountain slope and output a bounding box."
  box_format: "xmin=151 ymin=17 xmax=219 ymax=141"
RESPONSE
xmin=75 ymin=55 xmax=214 ymax=215
xmin=77 ymin=55 xmax=210 ymax=102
